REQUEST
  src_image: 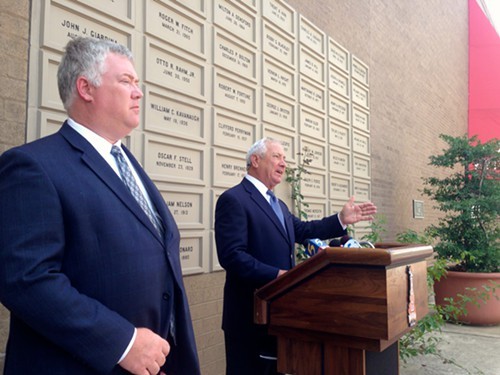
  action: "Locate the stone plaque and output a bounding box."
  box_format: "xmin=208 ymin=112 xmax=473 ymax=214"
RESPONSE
xmin=213 ymin=150 xmax=247 ymax=188
xmin=146 ymin=0 xmax=205 ymax=57
xmin=352 ymin=104 xmax=370 ymax=132
xmin=328 ymin=92 xmax=350 ymax=124
xmin=144 ymin=90 xmax=205 ymax=141
xmin=179 ymin=232 xmax=205 ymax=274
xmin=353 ymin=178 xmax=371 ymax=202
xmin=299 ymin=107 xmax=326 ymax=139
xmin=330 ymin=173 xmax=351 ymax=200
xmin=329 ymin=65 xmax=350 ymax=98
xmin=351 ymin=55 xmax=369 ymax=86
xmin=262 ymin=57 xmax=295 ymax=98
xmin=146 ymin=40 xmax=205 ymax=100
xmin=214 ymin=0 xmax=256 ymax=45
xmin=352 ymin=131 xmax=370 ymax=155
xmin=262 ymin=0 xmax=295 ymax=36
xmin=213 ymin=110 xmax=256 ymax=151
xmin=299 ymin=15 xmax=325 ymax=56
xmin=299 ymin=45 xmax=325 ymax=84
xmin=301 ymin=138 xmax=326 ymax=170
xmin=263 ymin=91 xmax=295 ymax=129
xmin=328 ymin=38 xmax=349 ymax=72
xmin=39 ymin=111 xmax=66 ymax=138
xmin=352 ymin=81 xmax=370 ymax=109
xmin=263 ymin=126 xmax=295 ymax=163
xmin=161 ymin=189 xmax=204 ymax=227
xmin=353 ymin=154 xmax=371 ymax=179
xmin=170 ymin=0 xmax=206 ymax=17
xmin=70 ymin=0 xmax=134 ymax=24
xmin=303 ymin=200 xmax=327 ymax=221
xmin=145 ymin=136 xmax=204 ymax=185
xmin=40 ymin=51 xmax=64 ymax=111
xmin=299 ymin=77 xmax=325 ymax=113
xmin=214 ymin=30 xmax=257 ymax=81
xmin=330 ymin=201 xmax=345 ymax=217
xmin=329 ymin=119 xmax=350 ymax=150
xmin=301 ymin=170 xmax=326 ymax=198
xmin=214 ymin=71 xmax=256 ymax=117
xmin=263 ymin=21 xmax=295 ymax=67
xmin=330 ymin=147 xmax=350 ymax=175
xmin=44 ymin=1 xmax=131 ymax=51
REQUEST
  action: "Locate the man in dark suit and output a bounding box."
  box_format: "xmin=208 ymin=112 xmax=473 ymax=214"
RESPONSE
xmin=0 ymin=37 xmax=200 ymax=375
xmin=215 ymin=137 xmax=377 ymax=375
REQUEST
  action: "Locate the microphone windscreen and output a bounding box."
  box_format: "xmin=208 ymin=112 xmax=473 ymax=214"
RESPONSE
xmin=329 ymin=238 xmax=341 ymax=247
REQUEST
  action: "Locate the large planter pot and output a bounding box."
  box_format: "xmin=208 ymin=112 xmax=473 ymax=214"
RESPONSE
xmin=434 ymin=270 xmax=500 ymax=326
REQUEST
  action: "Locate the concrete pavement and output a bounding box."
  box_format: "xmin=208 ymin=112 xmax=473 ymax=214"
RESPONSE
xmin=400 ymin=323 xmax=500 ymax=375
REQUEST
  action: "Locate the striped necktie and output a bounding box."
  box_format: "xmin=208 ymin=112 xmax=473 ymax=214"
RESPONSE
xmin=111 ymin=145 xmax=164 ymax=237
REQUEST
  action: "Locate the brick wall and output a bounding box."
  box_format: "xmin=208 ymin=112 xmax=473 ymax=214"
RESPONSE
xmin=0 ymin=0 xmax=468 ymax=374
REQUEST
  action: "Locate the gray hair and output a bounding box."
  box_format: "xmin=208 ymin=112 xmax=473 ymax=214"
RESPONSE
xmin=57 ymin=37 xmax=134 ymax=111
xmin=246 ymin=137 xmax=281 ymax=169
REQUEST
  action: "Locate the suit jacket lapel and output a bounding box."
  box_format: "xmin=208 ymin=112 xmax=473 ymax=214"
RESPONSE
xmin=241 ymin=178 xmax=290 ymax=244
xmin=59 ymin=123 xmax=164 ymax=244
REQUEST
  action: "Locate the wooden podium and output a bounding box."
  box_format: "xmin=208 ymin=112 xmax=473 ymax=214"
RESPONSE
xmin=254 ymin=243 xmax=433 ymax=375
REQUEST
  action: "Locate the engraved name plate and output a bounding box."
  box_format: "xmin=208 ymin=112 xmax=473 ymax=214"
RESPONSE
xmin=214 ymin=30 xmax=256 ymax=80
xmin=162 ymin=190 xmax=204 ymax=227
xmin=299 ymin=107 xmax=326 ymax=139
xmin=330 ymin=173 xmax=351 ymax=200
xmin=263 ymin=91 xmax=295 ymax=129
xmin=330 ymin=147 xmax=351 ymax=175
xmin=179 ymin=232 xmax=205 ymax=274
xmin=329 ymin=92 xmax=350 ymax=124
xmin=300 ymin=77 xmax=325 ymax=112
xmin=352 ymin=81 xmax=370 ymax=109
xmin=329 ymin=119 xmax=350 ymax=150
xmin=44 ymin=2 xmax=130 ymax=51
xmin=262 ymin=0 xmax=295 ymax=35
xmin=328 ymin=38 xmax=349 ymax=72
xmin=301 ymin=171 xmax=326 ymax=198
xmin=71 ymin=0 xmax=134 ymax=24
xmin=299 ymin=15 xmax=325 ymax=56
xmin=213 ymin=150 xmax=247 ymax=188
xmin=145 ymin=137 xmax=204 ymax=185
xmin=145 ymin=90 xmax=204 ymax=141
xmin=170 ymin=0 xmax=206 ymax=17
xmin=146 ymin=40 xmax=204 ymax=100
xmin=352 ymin=131 xmax=370 ymax=155
xmin=352 ymin=104 xmax=370 ymax=132
xmin=214 ymin=71 xmax=256 ymax=117
xmin=353 ymin=178 xmax=371 ymax=202
xmin=146 ymin=0 xmax=205 ymax=57
xmin=353 ymin=154 xmax=371 ymax=179
xmin=214 ymin=0 xmax=256 ymax=45
xmin=329 ymin=65 xmax=350 ymax=98
xmin=351 ymin=55 xmax=369 ymax=86
xmin=263 ymin=22 xmax=295 ymax=67
xmin=300 ymin=45 xmax=325 ymax=83
xmin=303 ymin=201 xmax=327 ymax=220
xmin=301 ymin=139 xmax=326 ymax=170
xmin=214 ymin=110 xmax=256 ymax=151
xmin=262 ymin=57 xmax=295 ymax=98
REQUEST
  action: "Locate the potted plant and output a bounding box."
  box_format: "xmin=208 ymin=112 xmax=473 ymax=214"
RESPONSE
xmin=422 ymin=134 xmax=499 ymax=325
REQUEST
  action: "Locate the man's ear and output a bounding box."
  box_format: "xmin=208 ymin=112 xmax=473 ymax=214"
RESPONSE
xmin=250 ymin=154 xmax=260 ymax=168
xmin=75 ymin=76 xmax=94 ymax=102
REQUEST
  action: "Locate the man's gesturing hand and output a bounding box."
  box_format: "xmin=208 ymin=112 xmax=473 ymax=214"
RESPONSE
xmin=120 ymin=327 xmax=170 ymax=375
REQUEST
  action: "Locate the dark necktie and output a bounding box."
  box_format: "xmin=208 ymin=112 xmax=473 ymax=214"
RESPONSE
xmin=267 ymin=190 xmax=286 ymax=229
xmin=111 ymin=145 xmax=164 ymax=237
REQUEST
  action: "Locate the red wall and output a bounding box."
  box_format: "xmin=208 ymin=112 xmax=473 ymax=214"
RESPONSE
xmin=469 ymin=0 xmax=500 ymax=141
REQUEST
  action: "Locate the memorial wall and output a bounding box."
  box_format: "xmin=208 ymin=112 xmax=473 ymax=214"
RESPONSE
xmin=27 ymin=0 xmax=371 ymax=274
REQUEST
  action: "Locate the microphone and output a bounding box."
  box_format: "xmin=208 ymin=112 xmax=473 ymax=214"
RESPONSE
xmin=304 ymin=238 xmax=328 ymax=256
xmin=328 ymin=238 xmax=342 ymax=247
